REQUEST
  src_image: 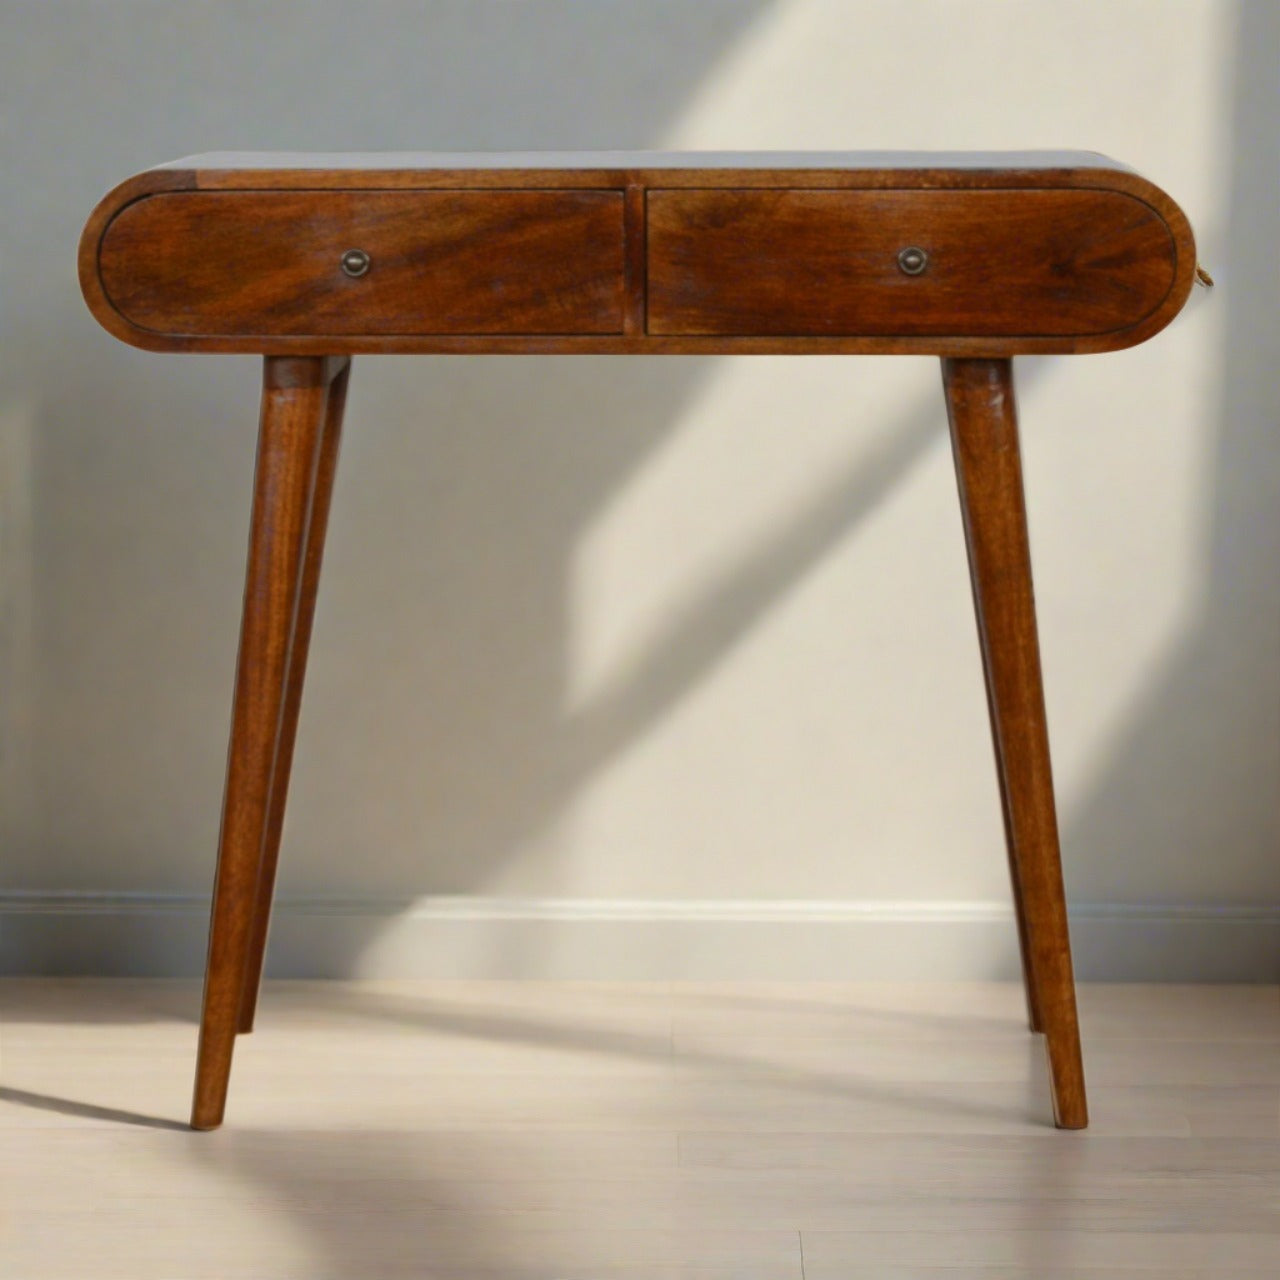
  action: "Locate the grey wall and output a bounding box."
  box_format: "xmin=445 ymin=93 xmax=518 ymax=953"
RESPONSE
xmin=1 ymin=1 xmax=1276 ymax=978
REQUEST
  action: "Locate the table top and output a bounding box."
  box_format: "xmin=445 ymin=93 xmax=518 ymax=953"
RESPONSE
xmin=162 ymin=149 xmax=1133 ymax=173
xmin=80 ymin=151 xmax=1196 ymax=359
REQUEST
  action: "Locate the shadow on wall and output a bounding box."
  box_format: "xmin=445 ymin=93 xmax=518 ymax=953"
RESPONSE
xmin=11 ymin=0 xmax=986 ymax=980
xmin=7 ymin=0 xmax=1273 ymax=985
xmin=3 ymin=1 xmax=774 ymax=896
xmin=1059 ymin=0 xmax=1280 ymax=939
xmin=293 ymin=360 xmax=952 ymax=926
xmin=4 ymin=2 xmax=1275 ymax=1270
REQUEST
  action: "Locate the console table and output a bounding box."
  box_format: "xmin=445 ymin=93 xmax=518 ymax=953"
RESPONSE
xmin=78 ymin=152 xmax=1198 ymax=1131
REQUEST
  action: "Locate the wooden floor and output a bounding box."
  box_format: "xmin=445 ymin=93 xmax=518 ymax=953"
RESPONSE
xmin=1 ymin=981 xmax=1278 ymax=1278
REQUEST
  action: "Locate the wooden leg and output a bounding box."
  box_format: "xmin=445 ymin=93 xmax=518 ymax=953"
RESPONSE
xmin=942 ymin=357 xmax=1087 ymax=1130
xmin=237 ymin=358 xmax=350 ymax=1034
xmin=973 ymin=558 xmax=1043 ymax=1034
xmin=946 ymin=358 xmax=1040 ymax=1030
xmin=191 ymin=356 xmax=349 ymax=1131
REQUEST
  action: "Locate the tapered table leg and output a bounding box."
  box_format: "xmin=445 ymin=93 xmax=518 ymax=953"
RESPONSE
xmin=238 ymin=358 xmax=350 ymax=1033
xmin=982 ymin=678 xmax=1043 ymax=1032
xmin=942 ymin=357 xmax=1087 ymax=1130
xmin=191 ymin=355 xmax=347 ymax=1131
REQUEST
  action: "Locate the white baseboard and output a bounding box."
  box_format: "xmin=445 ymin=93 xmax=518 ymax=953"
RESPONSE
xmin=1 ymin=893 xmax=1276 ymax=981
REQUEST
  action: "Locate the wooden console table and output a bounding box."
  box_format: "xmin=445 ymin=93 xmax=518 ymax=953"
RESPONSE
xmin=79 ymin=152 xmax=1198 ymax=1131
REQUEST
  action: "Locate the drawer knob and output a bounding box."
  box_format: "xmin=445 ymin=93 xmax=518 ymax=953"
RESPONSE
xmin=897 ymin=246 xmax=929 ymax=276
xmin=340 ymin=248 xmax=371 ymax=278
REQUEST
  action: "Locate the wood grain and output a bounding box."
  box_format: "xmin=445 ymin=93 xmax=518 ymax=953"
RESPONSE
xmin=73 ymin=152 xmax=1207 ymax=1135
xmin=646 ymin=189 xmax=1175 ymax=337
xmin=99 ymin=190 xmax=625 ymax=337
xmin=237 ymin=360 xmax=350 ymax=1035
xmin=78 ymin=153 xmax=1197 ymax=355
xmin=191 ymin=356 xmax=348 ymax=1131
xmin=943 ymin=358 xmax=1087 ymax=1129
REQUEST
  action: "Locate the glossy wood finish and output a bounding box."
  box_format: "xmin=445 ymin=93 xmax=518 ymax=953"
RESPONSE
xmin=237 ymin=360 xmax=350 ymax=1035
xmin=647 ymin=189 xmax=1175 ymax=337
xmin=77 ymin=152 xmax=1203 ymax=1133
xmin=78 ymin=151 xmax=1197 ymax=356
xmin=100 ymin=190 xmax=626 ymax=337
xmin=943 ymin=357 xmax=1086 ymax=1129
xmin=192 ymin=356 xmax=348 ymax=1130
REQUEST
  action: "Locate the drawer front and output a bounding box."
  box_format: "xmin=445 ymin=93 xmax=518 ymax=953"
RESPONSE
xmin=647 ymin=189 xmax=1177 ymax=338
xmin=99 ymin=190 xmax=626 ymax=336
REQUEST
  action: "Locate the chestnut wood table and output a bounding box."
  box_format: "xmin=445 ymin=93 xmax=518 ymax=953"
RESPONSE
xmin=79 ymin=151 xmax=1198 ymax=1131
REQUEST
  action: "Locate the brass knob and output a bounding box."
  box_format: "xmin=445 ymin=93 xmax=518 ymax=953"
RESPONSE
xmin=340 ymin=248 xmax=371 ymax=278
xmin=897 ymin=246 xmax=929 ymax=276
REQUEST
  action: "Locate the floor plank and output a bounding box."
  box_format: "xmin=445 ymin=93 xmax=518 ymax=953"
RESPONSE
xmin=1 ymin=980 xmax=1277 ymax=1278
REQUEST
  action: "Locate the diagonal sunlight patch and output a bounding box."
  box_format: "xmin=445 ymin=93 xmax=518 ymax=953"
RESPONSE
xmin=566 ymin=359 xmax=933 ymax=727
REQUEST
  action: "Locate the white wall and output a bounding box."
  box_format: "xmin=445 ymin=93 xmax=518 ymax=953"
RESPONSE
xmin=1 ymin=1 xmax=1275 ymax=978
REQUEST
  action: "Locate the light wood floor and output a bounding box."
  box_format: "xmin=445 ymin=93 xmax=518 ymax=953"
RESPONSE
xmin=1 ymin=980 xmax=1278 ymax=1278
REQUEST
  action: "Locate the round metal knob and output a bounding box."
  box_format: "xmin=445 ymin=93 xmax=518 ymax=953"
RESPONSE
xmin=897 ymin=246 xmax=929 ymax=276
xmin=340 ymin=248 xmax=371 ymax=278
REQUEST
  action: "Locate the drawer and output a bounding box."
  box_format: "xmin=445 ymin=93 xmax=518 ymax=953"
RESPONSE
xmin=99 ymin=190 xmax=626 ymax=336
xmin=646 ymin=189 xmax=1177 ymax=338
